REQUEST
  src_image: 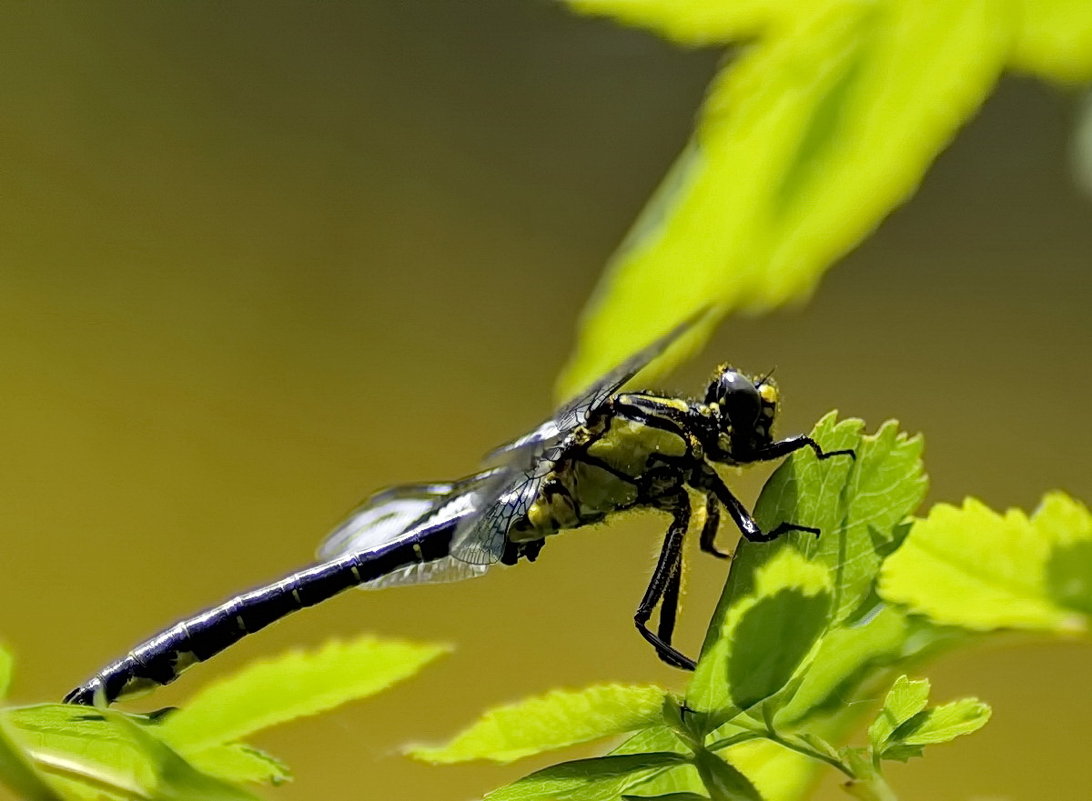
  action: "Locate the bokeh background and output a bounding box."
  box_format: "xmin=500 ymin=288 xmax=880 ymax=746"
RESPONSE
xmin=2 ymin=2 xmax=1090 ymax=800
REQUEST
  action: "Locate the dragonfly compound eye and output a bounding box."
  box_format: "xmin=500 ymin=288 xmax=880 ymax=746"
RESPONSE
xmin=706 ymin=368 xmax=762 ymax=426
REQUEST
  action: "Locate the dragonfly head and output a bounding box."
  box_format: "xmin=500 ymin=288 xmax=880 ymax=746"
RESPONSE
xmin=704 ymin=366 xmax=778 ymax=455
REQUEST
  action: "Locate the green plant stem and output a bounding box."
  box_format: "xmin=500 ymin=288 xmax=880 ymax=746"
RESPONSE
xmin=705 ymin=731 xmax=761 ymax=752
xmin=731 ymin=715 xmax=855 ymax=779
xmin=843 ymin=772 xmax=900 ymax=801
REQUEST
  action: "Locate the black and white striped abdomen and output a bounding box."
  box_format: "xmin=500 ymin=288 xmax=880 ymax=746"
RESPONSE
xmin=64 ymin=538 xmax=444 ymax=705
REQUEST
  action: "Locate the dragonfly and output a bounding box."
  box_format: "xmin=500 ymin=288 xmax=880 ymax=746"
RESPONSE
xmin=64 ymin=317 xmax=853 ymax=706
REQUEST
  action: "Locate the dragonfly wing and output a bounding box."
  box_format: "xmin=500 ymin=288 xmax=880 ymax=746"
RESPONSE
xmin=317 ymin=471 xmax=501 ymax=587
xmin=358 ymin=556 xmax=489 ymax=589
xmin=482 ymin=313 xmax=702 ymax=464
xmin=316 ymin=482 xmax=457 ymax=561
xmin=450 ymin=440 xmax=566 ymax=566
xmin=481 ymin=419 xmax=561 ymax=464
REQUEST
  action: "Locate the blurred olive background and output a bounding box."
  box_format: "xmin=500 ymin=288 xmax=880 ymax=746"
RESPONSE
xmin=1 ymin=2 xmax=1089 ymax=800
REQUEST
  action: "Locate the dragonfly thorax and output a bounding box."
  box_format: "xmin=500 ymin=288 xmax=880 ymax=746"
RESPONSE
xmin=509 ymin=413 xmax=692 ymax=542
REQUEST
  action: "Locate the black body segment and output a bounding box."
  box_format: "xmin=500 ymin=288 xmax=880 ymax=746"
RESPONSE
xmin=63 ymin=523 xmax=455 ymax=705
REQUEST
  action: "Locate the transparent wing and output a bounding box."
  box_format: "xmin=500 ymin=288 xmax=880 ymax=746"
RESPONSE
xmin=483 ymin=313 xmax=702 ymax=463
xmin=481 ymin=419 xmax=562 ymax=465
xmin=316 ymin=482 xmax=457 ymax=561
xmin=455 ymin=314 xmax=702 ymax=566
xmin=317 ymin=471 xmax=500 ymax=588
xmin=450 ymin=441 xmax=565 ymax=565
xmin=358 ymin=557 xmax=489 ymax=589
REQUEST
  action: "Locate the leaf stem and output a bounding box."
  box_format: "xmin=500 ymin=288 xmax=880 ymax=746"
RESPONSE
xmin=843 ymin=771 xmax=900 ymax=801
xmin=732 ymin=713 xmax=855 ymax=779
xmin=705 ymin=731 xmax=761 ymax=752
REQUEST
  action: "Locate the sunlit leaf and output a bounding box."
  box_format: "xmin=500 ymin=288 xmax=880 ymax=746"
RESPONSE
xmin=186 ymin=743 xmax=291 ymax=786
xmin=1047 ymin=540 xmax=1092 ymax=616
xmin=410 ymin=685 xmax=667 ymax=764
xmin=688 ymin=548 xmax=832 ymax=716
xmin=609 ymin=725 xmax=704 ymax=799
xmin=160 ymin=635 xmax=447 ymax=753
xmin=886 ymin=697 xmax=991 ymax=749
xmin=871 ymin=685 xmax=991 ymax=763
xmin=611 ymin=730 xmax=704 ymax=799
xmin=5 ymin=705 xmax=167 ymax=800
xmin=866 ymin=675 xmax=929 ymax=752
xmin=558 ymin=0 xmax=1010 ymax=397
xmin=610 ymin=725 xmax=690 ymax=758
xmin=1010 ymin=0 xmax=1092 ymax=82
xmin=0 ymin=709 xmax=61 ymax=801
xmin=718 ymin=738 xmax=818 ymax=801
xmin=484 ymin=753 xmax=688 ymax=801
xmin=621 ymin=767 xmax=707 ymax=800
xmin=727 ymin=587 xmax=831 ymax=711
xmin=879 ymin=494 xmax=1092 ymax=632
xmin=0 ymin=646 xmax=12 ymax=700
xmin=567 ymin=0 xmax=778 ymax=46
xmin=111 ymin=713 xmax=258 ymax=801
xmin=4 ymin=704 xmax=256 ymax=801
xmin=1038 ymin=493 xmax=1092 ymax=615
xmin=694 ymin=749 xmax=763 ymax=801
xmin=774 ymin=607 xmax=910 ymax=726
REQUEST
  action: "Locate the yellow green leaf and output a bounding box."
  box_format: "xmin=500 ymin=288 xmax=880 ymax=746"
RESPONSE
xmin=775 ymin=607 xmax=909 ymax=726
xmin=160 ymin=636 xmax=448 ymax=753
xmin=186 ymin=744 xmax=291 ymax=786
xmin=559 ymin=0 xmax=1010 ymax=397
xmin=411 ymin=685 xmax=667 ymax=764
xmin=888 ymin=697 xmax=991 ymax=748
xmin=0 ymin=710 xmax=62 ymax=801
xmin=567 ymin=0 xmax=781 ymax=46
xmin=693 ymin=748 xmax=763 ymax=801
xmin=0 ymin=646 xmax=11 ymax=700
xmin=721 ymin=738 xmax=817 ymax=801
xmin=4 ymin=704 xmax=256 ymax=801
xmin=485 ymin=753 xmax=688 ymax=801
xmin=1010 ymin=0 xmax=1092 ymax=82
xmin=867 ymin=675 xmax=929 ymax=751
xmin=879 ymin=494 xmax=1092 ymax=632
xmin=688 ymin=548 xmax=832 ymax=714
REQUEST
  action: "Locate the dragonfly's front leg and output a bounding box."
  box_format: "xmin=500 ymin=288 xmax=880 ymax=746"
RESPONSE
xmin=691 ymin=465 xmax=819 ymax=543
xmin=750 ymin=434 xmax=856 ymax=463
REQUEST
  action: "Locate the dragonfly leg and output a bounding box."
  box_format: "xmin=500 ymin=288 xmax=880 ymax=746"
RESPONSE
xmin=657 ymin=535 xmax=683 ymax=644
xmin=698 ymin=493 xmax=731 ymax=558
xmin=634 ymin=494 xmax=696 ymax=670
xmin=749 ymin=434 xmax=856 ymax=462
xmin=693 ymin=466 xmax=818 ymax=543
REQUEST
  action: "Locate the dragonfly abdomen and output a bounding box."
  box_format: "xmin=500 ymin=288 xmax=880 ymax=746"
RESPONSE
xmin=64 ymin=531 xmax=452 ymax=705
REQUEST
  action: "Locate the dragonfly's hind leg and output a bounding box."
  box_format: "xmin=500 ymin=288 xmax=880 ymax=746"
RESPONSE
xmin=657 ymin=535 xmax=683 ymax=644
xmin=634 ymin=493 xmax=697 ymax=671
